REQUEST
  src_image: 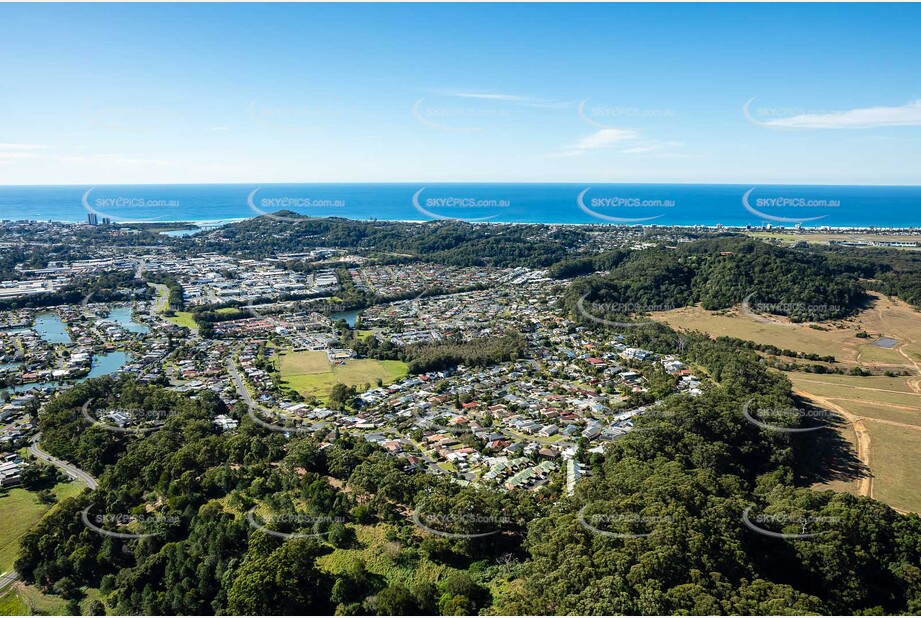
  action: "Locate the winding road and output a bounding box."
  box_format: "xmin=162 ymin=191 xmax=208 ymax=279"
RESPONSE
xmin=28 ymin=435 xmax=98 ymax=490
xmin=0 ymin=438 xmax=97 ymax=593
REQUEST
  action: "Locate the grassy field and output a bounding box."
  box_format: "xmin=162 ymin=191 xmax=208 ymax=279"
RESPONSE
xmin=0 ymin=482 xmax=84 ymax=574
xmin=788 ymin=373 xmax=921 ymax=408
xmin=163 ymin=311 xmax=198 ymax=330
xmin=862 ymin=421 xmax=921 ymax=513
xmin=279 ymin=350 xmax=331 ymax=374
xmin=746 ymin=231 xmax=921 ymax=247
xmin=824 ymin=400 xmax=921 ymax=429
xmin=277 ymin=351 xmax=407 ymax=402
xmin=790 ymin=371 xmax=921 ymax=512
xmin=0 ymin=583 xmax=68 ymax=616
xmin=651 ymin=306 xmax=857 ymax=360
xmin=807 ymin=420 xmax=863 ymax=498
xmin=653 ymin=293 xmax=921 ymax=513
xmin=651 ymin=292 xmax=921 ymax=370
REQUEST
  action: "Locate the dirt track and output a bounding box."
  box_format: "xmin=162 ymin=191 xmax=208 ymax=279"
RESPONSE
xmin=794 ymin=390 xmax=873 ymax=499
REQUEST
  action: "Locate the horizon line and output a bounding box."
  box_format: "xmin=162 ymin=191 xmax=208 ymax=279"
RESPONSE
xmin=1 ymin=181 xmax=921 ymax=188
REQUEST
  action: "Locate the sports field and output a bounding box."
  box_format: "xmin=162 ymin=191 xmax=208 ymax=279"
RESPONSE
xmin=277 ymin=350 xmax=407 ymax=402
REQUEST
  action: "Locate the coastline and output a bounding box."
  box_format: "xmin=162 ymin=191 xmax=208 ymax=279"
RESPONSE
xmin=9 ymin=216 xmax=920 ymax=233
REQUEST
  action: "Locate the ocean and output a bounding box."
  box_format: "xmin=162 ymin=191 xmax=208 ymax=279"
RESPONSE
xmin=0 ymin=183 xmax=918 ymax=228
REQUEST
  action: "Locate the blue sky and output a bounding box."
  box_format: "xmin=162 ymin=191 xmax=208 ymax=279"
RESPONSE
xmin=0 ymin=3 xmax=919 ymax=185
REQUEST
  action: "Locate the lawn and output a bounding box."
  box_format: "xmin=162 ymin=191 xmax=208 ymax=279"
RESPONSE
xmin=278 ymin=351 xmax=408 ymax=402
xmin=278 ymin=351 xmax=330 ymax=375
xmin=0 ymin=482 xmax=84 ymax=574
xmin=164 ymin=311 xmax=198 ymax=330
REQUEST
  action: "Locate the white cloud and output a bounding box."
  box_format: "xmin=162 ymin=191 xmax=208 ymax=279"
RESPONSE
xmin=755 ymin=99 xmax=921 ymax=129
xmin=451 ymin=92 xmax=523 ymax=101
xmin=548 ymin=129 xmax=686 ymax=159
xmin=576 ymin=128 xmax=639 ymax=150
xmin=543 ymin=149 xmax=589 ymax=159
xmin=445 ymin=91 xmax=572 ymax=109
xmin=0 ymin=143 xmax=47 ymax=161
xmin=0 ymin=152 xmax=41 ymax=160
xmin=0 ymin=143 xmax=48 ymax=150
xmin=56 ymin=154 xmax=175 ymax=167
xmin=621 ymin=140 xmax=684 ymax=154
xmin=546 ymin=128 xmax=645 ymax=158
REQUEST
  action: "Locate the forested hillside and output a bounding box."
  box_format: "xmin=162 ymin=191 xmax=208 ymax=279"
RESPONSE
xmin=17 ymin=328 xmax=921 ymax=615
xmin=198 ymin=214 xmax=587 ymax=268
xmin=564 ymin=238 xmax=869 ymax=322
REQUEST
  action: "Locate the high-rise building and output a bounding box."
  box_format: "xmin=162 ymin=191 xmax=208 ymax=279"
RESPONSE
xmin=87 ymin=213 xmax=98 ymax=226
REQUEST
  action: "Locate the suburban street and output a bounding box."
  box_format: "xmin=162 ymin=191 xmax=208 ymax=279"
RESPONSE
xmin=28 ymin=435 xmax=98 ymax=491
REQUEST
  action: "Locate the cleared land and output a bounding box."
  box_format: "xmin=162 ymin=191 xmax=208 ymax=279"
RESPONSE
xmin=862 ymin=421 xmax=921 ymax=513
xmin=0 ymin=481 xmax=84 ymax=574
xmin=746 ymin=231 xmax=921 ymax=248
xmin=653 ymin=292 xmax=921 ymax=512
xmin=651 ymin=295 xmax=919 ymax=367
xmin=317 ymin=523 xmax=463 ymax=590
xmin=278 ymin=350 xmax=407 ymax=402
